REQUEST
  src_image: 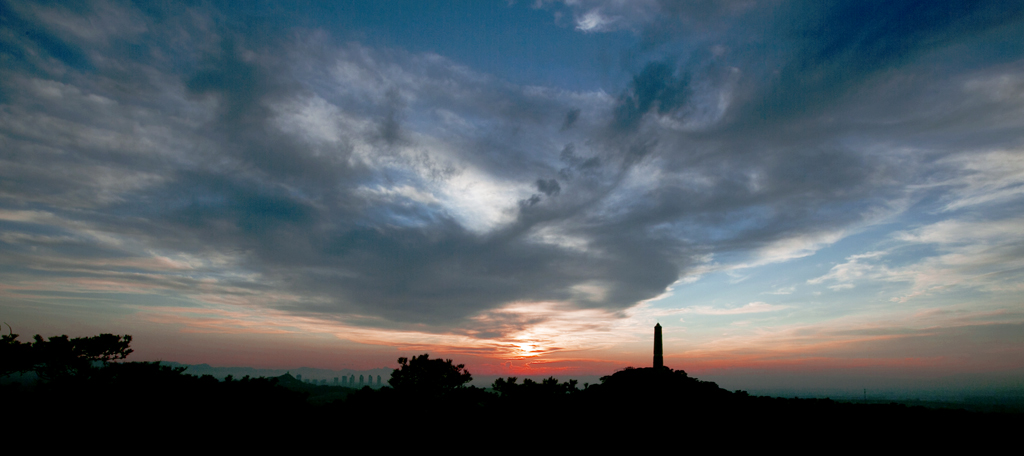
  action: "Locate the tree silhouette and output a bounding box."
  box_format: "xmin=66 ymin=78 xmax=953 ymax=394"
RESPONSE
xmin=388 ymin=353 xmax=472 ymax=397
xmin=1 ymin=326 xmax=34 ymax=377
xmin=0 ymin=329 xmax=132 ymax=381
xmin=493 ymin=376 xmax=579 ymax=399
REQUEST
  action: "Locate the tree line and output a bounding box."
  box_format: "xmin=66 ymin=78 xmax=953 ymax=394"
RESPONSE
xmin=2 ymin=330 xmax=1018 ymax=446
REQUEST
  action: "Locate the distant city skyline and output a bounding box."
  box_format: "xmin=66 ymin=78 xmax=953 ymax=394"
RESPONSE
xmin=2 ymin=0 xmax=1023 ymax=392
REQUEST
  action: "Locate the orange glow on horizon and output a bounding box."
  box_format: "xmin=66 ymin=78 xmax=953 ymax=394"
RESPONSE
xmin=112 ymin=296 xmax=1024 ymax=381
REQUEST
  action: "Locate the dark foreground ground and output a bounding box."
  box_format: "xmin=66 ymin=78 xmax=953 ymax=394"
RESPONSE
xmin=6 ymin=362 xmax=1020 ymax=449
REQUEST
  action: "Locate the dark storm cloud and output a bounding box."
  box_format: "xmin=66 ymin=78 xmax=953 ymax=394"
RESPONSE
xmin=744 ymin=0 xmax=1024 ymax=125
xmin=560 ymin=107 xmax=580 ymax=131
xmin=536 ymin=179 xmax=561 ymax=197
xmin=3 ymin=0 xmax=1024 ymax=338
xmin=376 ymin=88 xmax=406 ymax=145
xmin=0 ymin=1 xmax=644 ymax=334
xmin=633 ymin=0 xmax=1024 ymax=129
xmin=583 ymin=0 xmax=1024 ymax=255
xmin=558 ymin=143 xmax=601 ymax=177
xmin=186 ymin=38 xmax=272 ymax=125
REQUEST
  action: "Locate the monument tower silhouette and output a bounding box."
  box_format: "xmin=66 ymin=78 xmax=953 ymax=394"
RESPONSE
xmin=654 ymin=323 xmax=664 ymax=368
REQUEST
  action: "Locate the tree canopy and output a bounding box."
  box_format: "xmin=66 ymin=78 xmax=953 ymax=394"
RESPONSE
xmin=388 ymin=353 xmax=472 ymax=396
xmin=492 ymin=376 xmax=579 ymax=399
xmin=1 ymin=329 xmax=133 ymax=381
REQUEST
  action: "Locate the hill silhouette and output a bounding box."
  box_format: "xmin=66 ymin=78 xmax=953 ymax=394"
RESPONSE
xmin=3 ymin=333 xmax=1020 ymax=447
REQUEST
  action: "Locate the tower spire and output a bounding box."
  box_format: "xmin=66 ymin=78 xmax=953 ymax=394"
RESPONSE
xmin=654 ymin=323 xmax=663 ymax=369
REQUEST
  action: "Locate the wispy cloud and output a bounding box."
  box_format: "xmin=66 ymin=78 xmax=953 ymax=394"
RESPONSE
xmin=762 ymin=286 xmax=795 ymax=295
xmin=679 ymin=302 xmax=790 ymax=316
xmin=809 ymin=216 xmax=1024 ymax=301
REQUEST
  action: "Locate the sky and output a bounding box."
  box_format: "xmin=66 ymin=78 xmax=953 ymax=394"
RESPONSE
xmin=2 ymin=0 xmax=1023 ymax=392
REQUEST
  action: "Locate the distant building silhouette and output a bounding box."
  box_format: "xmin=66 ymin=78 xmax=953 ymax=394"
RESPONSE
xmin=334 ymin=377 xmax=339 ymax=384
xmin=359 ymin=374 xmax=364 ymax=386
xmin=349 ymin=374 xmax=355 ymax=385
xmin=296 ymin=374 xmax=302 ymax=381
xmin=377 ymin=375 xmax=381 ymax=386
xmin=654 ymin=323 xmax=664 ymax=369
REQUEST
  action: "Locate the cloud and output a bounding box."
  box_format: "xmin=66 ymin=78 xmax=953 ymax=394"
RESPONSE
xmin=612 ymin=60 xmax=691 ymax=131
xmin=930 ymin=150 xmax=1024 ymax=212
xmin=560 ymin=107 xmax=581 ymax=131
xmin=545 ymin=0 xmax=660 ymax=33
xmin=762 ymin=286 xmax=795 ymax=296
xmin=680 ymin=302 xmax=789 ymax=316
xmin=2 ymin=0 xmax=1024 ymax=347
xmin=894 ymin=217 xmax=1024 ymax=246
xmin=809 ymin=216 xmax=1024 ymax=301
xmin=0 ymin=2 xmax=679 ymax=335
xmin=808 ymin=251 xmax=889 ymax=287
xmin=535 ymin=178 xmax=561 ymax=196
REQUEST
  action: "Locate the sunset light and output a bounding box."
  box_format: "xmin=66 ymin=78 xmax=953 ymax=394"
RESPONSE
xmin=2 ymin=0 xmax=1023 ymax=400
